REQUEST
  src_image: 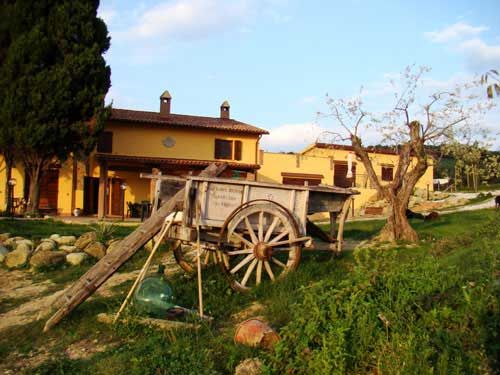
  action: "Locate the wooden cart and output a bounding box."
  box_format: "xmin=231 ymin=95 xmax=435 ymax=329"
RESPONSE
xmin=149 ymin=175 xmax=358 ymax=292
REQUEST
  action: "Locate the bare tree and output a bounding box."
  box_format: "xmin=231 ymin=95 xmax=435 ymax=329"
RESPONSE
xmin=320 ymin=66 xmax=493 ymax=242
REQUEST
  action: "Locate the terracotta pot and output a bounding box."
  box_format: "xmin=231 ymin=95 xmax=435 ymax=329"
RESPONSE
xmin=234 ymin=318 xmax=280 ymax=350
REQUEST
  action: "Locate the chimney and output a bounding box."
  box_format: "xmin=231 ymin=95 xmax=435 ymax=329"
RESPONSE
xmin=160 ymin=90 xmax=172 ymax=115
xmin=220 ymin=100 xmax=230 ymax=119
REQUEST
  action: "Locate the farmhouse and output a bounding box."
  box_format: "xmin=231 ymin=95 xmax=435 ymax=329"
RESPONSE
xmin=0 ymin=94 xmax=433 ymax=218
xmin=0 ymin=92 xmax=268 ymax=218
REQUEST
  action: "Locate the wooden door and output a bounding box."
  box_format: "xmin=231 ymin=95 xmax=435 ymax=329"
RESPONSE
xmin=109 ymin=178 xmax=124 ymax=216
xmin=39 ymin=168 xmax=59 ymax=212
xmin=83 ymin=177 xmax=99 ymax=215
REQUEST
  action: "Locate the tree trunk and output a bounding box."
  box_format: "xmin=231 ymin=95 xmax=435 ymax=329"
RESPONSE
xmin=3 ymin=158 xmax=13 ymax=210
xmin=25 ymin=162 xmax=44 ymax=214
xmin=379 ymin=194 xmax=418 ymax=242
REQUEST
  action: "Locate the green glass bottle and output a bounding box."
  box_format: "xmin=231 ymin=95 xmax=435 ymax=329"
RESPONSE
xmin=133 ymin=265 xmax=175 ymax=318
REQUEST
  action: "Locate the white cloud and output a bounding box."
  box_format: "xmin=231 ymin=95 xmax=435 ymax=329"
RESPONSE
xmin=98 ymin=7 xmax=117 ymax=25
xmin=124 ymin=0 xmax=254 ymax=40
xmin=458 ymin=38 xmax=500 ymax=71
xmin=425 ymin=22 xmax=488 ymax=43
xmin=260 ymin=123 xmax=325 ymax=151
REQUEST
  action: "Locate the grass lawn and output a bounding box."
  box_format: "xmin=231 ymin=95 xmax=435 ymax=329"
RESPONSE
xmin=0 ymin=210 xmax=498 ymax=374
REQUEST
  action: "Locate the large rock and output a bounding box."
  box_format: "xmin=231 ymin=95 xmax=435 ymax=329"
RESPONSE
xmin=106 ymin=239 xmax=122 ymax=255
xmin=5 ymin=247 xmax=31 ymax=268
xmin=16 ymin=242 xmax=33 ymax=254
xmin=55 ymin=236 xmax=76 ymax=246
xmin=84 ymin=242 xmax=106 ymax=259
xmin=59 ymin=245 xmax=78 ymax=254
xmin=74 ymin=232 xmax=97 ymax=250
xmin=235 ymin=358 xmax=262 ymax=375
xmin=16 ymin=239 xmax=34 ymax=249
xmin=3 ymin=237 xmax=18 ymax=250
xmin=34 ymin=241 xmax=56 ymax=253
xmin=66 ymin=252 xmax=89 ymax=266
xmin=0 ymin=233 xmax=10 ymax=242
xmin=0 ymin=246 xmax=9 ymax=263
xmin=30 ymin=250 xmax=66 ymax=269
xmin=50 ymin=234 xmax=61 ymax=241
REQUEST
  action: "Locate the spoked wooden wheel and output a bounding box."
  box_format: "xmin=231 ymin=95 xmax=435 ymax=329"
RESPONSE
xmin=220 ymin=202 xmax=302 ymax=292
xmin=173 ymin=241 xmax=228 ymax=274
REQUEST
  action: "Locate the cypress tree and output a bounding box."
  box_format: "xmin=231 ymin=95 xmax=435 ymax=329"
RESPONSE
xmin=0 ymin=0 xmax=111 ymax=213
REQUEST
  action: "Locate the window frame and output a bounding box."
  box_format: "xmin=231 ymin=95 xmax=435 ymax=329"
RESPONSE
xmin=214 ymin=139 xmax=233 ymax=160
xmin=97 ymin=131 xmax=113 ymax=153
xmin=381 ymin=165 xmax=394 ymax=181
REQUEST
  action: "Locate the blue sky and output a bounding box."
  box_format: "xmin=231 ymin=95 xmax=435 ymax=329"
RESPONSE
xmin=98 ymin=0 xmax=500 ymax=150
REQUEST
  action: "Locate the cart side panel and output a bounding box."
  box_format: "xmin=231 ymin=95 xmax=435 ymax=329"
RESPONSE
xmin=203 ymin=182 xmax=245 ymax=224
xmin=307 ymin=191 xmax=348 ymax=215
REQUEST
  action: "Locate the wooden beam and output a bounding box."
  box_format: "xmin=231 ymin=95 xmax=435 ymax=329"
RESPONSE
xmin=97 ymin=160 xmax=108 ymax=219
xmin=43 ymin=163 xmax=228 ymax=332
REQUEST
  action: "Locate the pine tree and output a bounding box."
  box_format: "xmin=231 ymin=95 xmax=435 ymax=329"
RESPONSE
xmin=0 ymin=0 xmax=111 ymax=213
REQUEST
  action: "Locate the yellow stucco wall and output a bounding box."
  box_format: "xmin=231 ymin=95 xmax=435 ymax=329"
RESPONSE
xmin=257 ymin=146 xmax=434 ymax=216
xmin=107 ymin=122 xmax=259 ymax=164
xmin=0 ymin=156 xmax=25 ymax=212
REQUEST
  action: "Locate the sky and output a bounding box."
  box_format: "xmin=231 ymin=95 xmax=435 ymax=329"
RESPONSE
xmin=98 ymin=0 xmax=500 ymax=151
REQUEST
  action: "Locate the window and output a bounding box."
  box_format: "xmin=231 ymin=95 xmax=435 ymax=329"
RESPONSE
xmin=282 ymin=172 xmax=322 ymax=186
xmin=381 ymin=165 xmax=394 ymax=181
xmin=214 ymin=139 xmax=243 ymax=160
xmin=334 ymin=162 xmax=356 ymax=188
xmin=97 ymin=131 xmax=113 ymax=153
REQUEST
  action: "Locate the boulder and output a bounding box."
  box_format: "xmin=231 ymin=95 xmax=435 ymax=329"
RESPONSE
xmin=84 ymin=242 xmax=106 ymax=259
xmin=5 ymin=247 xmax=31 ymax=268
xmin=34 ymin=241 xmax=56 ymax=253
xmin=16 ymin=242 xmax=33 ymax=254
xmin=16 ymin=239 xmax=34 ymax=249
xmin=106 ymin=239 xmax=122 ymax=254
xmin=30 ymin=250 xmax=66 ymax=268
xmin=0 ymin=245 xmax=9 ymax=263
xmin=0 ymin=233 xmax=10 ymax=242
xmin=74 ymin=232 xmax=97 ymax=250
xmin=66 ymin=252 xmax=89 ymax=266
xmin=55 ymin=236 xmax=77 ymax=246
xmin=50 ymin=234 xmax=61 ymax=241
xmin=59 ymin=245 xmax=79 ymax=254
xmin=235 ymin=358 xmax=263 ymax=375
xmin=3 ymin=237 xmax=18 ymax=250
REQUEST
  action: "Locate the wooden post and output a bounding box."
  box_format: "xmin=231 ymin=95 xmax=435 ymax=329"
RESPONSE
xmin=97 ymin=160 xmax=108 ymax=219
xmin=71 ymin=157 xmax=78 ymax=214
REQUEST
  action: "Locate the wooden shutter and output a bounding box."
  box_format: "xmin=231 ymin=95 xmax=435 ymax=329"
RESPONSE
xmin=97 ymin=131 xmax=113 ymax=153
xmin=381 ymin=166 xmax=394 ymax=181
xmin=214 ymin=139 xmax=232 ymax=159
xmin=234 ymin=140 xmax=242 ymax=161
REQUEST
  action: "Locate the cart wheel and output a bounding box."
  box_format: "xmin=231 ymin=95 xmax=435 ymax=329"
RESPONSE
xmin=172 ymin=241 xmax=228 ymax=274
xmin=220 ymin=202 xmax=301 ymax=292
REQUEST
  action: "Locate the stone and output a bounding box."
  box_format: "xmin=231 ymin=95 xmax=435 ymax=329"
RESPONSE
xmin=59 ymin=245 xmax=78 ymax=254
xmin=30 ymin=250 xmax=66 ymax=268
xmin=0 ymin=233 xmax=10 ymax=242
xmin=106 ymin=239 xmax=122 ymax=254
xmin=55 ymin=236 xmax=77 ymax=246
xmin=16 ymin=239 xmax=34 ymax=249
xmin=0 ymin=246 xmax=9 ymax=263
xmin=66 ymin=252 xmax=89 ymax=266
xmin=74 ymin=232 xmax=97 ymax=250
xmin=50 ymin=234 xmax=61 ymax=241
xmin=34 ymin=241 xmax=56 ymax=253
xmin=5 ymin=247 xmax=31 ymax=268
xmin=84 ymin=241 xmax=106 ymax=259
xmin=3 ymin=237 xmax=18 ymax=250
xmin=235 ymin=358 xmax=263 ymax=375
xmin=16 ymin=242 xmax=33 ymax=254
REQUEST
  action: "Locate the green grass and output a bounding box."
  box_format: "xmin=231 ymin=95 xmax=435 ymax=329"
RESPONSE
xmin=1 ymin=210 xmax=498 ymax=374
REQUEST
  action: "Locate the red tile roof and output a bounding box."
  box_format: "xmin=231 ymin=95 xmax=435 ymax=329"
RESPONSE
xmin=313 ymin=142 xmax=401 ymax=156
xmin=95 ymin=153 xmax=260 ymax=171
xmin=109 ymin=108 xmax=269 ymax=135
